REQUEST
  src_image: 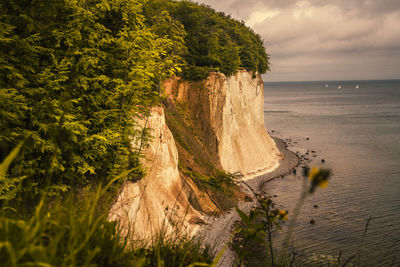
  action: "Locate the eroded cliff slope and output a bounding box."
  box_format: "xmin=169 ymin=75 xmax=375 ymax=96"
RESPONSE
xmin=164 ymin=70 xmax=281 ymax=178
xmin=108 ymin=107 xmax=203 ymax=241
xmin=110 ymin=71 xmax=281 ymax=240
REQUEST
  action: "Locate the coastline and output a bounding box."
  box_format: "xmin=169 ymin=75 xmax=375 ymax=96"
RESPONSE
xmin=200 ymin=137 xmax=299 ymax=266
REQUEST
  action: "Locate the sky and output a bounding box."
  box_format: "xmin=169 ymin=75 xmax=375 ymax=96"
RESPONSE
xmin=195 ymin=0 xmax=400 ymax=82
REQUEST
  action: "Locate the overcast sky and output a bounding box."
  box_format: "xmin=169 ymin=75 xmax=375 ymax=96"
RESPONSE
xmin=195 ymin=0 xmax=400 ymax=81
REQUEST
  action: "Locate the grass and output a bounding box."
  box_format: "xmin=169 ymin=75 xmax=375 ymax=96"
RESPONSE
xmin=228 ymin=167 xmax=384 ymax=266
xmin=230 ymin=166 xmax=336 ymax=267
xmin=0 ymin=183 xmax=214 ymax=267
xmin=0 ymin=148 xmax=213 ymax=267
xmin=0 ymin=186 xmax=139 ymax=266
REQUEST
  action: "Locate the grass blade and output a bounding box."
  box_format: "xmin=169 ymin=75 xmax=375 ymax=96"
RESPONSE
xmin=0 ymin=141 xmax=23 ymax=178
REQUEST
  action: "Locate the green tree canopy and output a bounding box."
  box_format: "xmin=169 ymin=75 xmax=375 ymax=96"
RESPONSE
xmin=0 ymin=0 xmax=185 ymax=197
xmin=0 ymin=0 xmax=270 ymax=199
xmin=143 ymin=0 xmax=270 ymax=79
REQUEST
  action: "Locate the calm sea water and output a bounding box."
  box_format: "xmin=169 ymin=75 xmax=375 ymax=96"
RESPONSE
xmin=262 ymin=80 xmax=400 ymax=266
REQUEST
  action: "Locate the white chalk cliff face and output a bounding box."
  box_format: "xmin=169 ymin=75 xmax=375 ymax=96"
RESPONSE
xmin=108 ymin=107 xmax=201 ymax=241
xmin=212 ymin=71 xmax=281 ymax=177
xmin=165 ymin=70 xmax=282 ymax=178
xmin=110 ymin=71 xmax=281 ymax=240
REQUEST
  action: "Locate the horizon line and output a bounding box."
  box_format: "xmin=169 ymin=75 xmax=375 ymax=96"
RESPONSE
xmin=264 ymin=78 xmax=400 ymax=83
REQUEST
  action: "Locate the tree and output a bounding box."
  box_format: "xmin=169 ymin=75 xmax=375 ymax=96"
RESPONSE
xmin=0 ymin=0 xmax=185 ymax=197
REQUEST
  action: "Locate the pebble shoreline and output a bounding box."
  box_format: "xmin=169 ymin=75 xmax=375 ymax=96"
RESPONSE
xmin=200 ymin=137 xmax=300 ymax=266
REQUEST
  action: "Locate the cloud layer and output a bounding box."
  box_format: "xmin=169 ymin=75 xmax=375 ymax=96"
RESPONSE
xmin=196 ymin=0 xmax=400 ymax=81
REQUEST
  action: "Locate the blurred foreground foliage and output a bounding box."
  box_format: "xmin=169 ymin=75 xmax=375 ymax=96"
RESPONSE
xmin=0 ymin=180 xmax=213 ymax=266
xmin=232 ymin=167 xmax=336 ymax=267
xmin=0 ymin=150 xmax=213 ymax=266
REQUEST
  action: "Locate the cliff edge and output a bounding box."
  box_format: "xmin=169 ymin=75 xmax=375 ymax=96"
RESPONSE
xmin=108 ymin=107 xmax=203 ymax=241
xmin=164 ymin=70 xmax=282 ymax=178
xmin=110 ymin=71 xmax=281 ymax=240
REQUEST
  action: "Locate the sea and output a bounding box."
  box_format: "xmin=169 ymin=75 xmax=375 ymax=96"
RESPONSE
xmin=262 ymin=80 xmax=400 ymax=266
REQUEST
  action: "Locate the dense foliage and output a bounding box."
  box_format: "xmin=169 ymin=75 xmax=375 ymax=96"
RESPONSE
xmin=0 ymin=143 xmax=213 ymax=266
xmin=0 ymin=0 xmax=270 ymax=199
xmin=0 ymin=1 xmax=271 ymax=265
xmin=0 ymin=0 xmax=185 ymax=198
xmin=0 ymin=180 xmax=213 ymax=266
xmin=144 ymin=0 xmax=270 ymax=79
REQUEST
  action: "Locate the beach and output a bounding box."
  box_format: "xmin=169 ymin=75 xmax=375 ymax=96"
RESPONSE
xmin=200 ymin=137 xmax=299 ymax=266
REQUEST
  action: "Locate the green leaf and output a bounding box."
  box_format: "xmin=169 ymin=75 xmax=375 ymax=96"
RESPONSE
xmin=235 ymin=205 xmax=250 ymax=225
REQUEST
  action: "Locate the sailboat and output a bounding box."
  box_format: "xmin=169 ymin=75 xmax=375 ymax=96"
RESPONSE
xmin=325 ymin=82 xmax=328 ymax=88
xmin=338 ymin=84 xmax=342 ymax=89
xmin=355 ymin=84 xmax=359 ymax=89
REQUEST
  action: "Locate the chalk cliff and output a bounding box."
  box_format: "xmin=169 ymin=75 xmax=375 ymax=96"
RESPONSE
xmin=110 ymin=71 xmax=281 ymax=240
xmin=108 ymin=107 xmax=202 ymax=241
xmin=164 ymin=70 xmax=281 ymax=178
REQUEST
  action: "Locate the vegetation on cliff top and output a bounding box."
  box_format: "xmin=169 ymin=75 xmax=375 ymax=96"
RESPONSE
xmin=144 ymin=0 xmax=270 ymax=79
xmin=1 ymin=0 xmax=187 ymax=200
xmin=0 ymin=0 xmax=270 ymax=198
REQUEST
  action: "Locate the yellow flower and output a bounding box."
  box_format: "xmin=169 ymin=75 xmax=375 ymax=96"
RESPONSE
xmin=278 ymin=210 xmax=288 ymax=220
xmin=309 ymin=167 xmax=319 ymax=180
xmin=319 ymin=180 xmax=329 ymax=188
xmin=306 ymin=166 xmax=331 ymax=193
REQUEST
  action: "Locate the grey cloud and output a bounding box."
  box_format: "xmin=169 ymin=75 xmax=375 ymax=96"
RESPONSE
xmin=195 ymin=0 xmax=400 ymax=81
xmin=199 ymin=0 xmax=400 ymax=19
